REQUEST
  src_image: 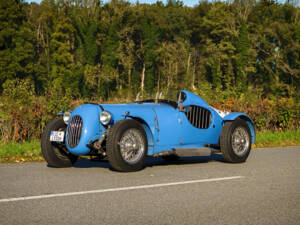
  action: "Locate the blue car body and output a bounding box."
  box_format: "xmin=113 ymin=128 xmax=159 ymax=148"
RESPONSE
xmin=64 ymin=90 xmax=255 ymax=156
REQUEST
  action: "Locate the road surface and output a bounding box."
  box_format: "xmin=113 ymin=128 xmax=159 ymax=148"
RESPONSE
xmin=0 ymin=146 xmax=299 ymax=225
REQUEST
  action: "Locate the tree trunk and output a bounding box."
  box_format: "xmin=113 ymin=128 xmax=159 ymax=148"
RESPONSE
xmin=157 ymin=71 xmax=160 ymax=92
xmin=175 ymin=62 xmax=178 ymax=89
xmin=187 ymin=52 xmax=191 ymax=75
xmin=167 ymin=62 xmax=171 ymax=91
xmin=128 ymin=67 xmax=131 ymax=98
xmin=141 ymin=63 xmax=145 ymax=95
xmin=192 ymin=61 xmax=196 ymax=90
xmin=128 ymin=67 xmax=131 ymax=88
xmin=193 ymin=49 xmax=198 ymax=90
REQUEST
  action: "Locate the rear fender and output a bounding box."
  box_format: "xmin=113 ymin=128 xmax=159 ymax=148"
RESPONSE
xmin=223 ymin=113 xmax=256 ymax=144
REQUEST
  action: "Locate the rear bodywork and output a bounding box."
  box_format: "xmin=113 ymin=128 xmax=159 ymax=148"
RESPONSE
xmin=63 ymin=90 xmax=255 ymax=156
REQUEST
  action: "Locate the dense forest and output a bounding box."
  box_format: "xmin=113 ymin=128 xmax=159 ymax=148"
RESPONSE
xmin=0 ymin=0 xmax=299 ymax=142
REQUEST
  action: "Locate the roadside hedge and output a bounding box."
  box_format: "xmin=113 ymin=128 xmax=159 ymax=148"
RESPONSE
xmin=0 ymin=79 xmax=299 ymax=142
xmin=211 ymin=97 xmax=300 ymax=131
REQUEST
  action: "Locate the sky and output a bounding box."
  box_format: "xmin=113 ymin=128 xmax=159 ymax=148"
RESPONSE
xmin=25 ymin=0 xmax=200 ymax=7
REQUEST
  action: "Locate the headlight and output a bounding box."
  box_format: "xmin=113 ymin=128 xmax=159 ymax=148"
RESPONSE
xmin=63 ymin=111 xmax=72 ymax=124
xmin=100 ymin=111 xmax=112 ymax=125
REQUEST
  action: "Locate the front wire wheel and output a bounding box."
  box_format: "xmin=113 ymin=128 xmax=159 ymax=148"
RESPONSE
xmin=119 ymin=128 xmax=145 ymax=165
xmin=220 ymin=118 xmax=252 ymax=163
xmin=107 ymin=119 xmax=148 ymax=172
xmin=41 ymin=118 xmax=78 ymax=167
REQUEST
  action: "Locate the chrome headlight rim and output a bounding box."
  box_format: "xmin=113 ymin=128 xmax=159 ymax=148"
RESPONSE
xmin=100 ymin=110 xmax=112 ymax=125
xmin=63 ymin=111 xmax=72 ymax=124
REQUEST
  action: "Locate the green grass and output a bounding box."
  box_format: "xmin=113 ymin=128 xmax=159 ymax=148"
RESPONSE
xmin=0 ymin=141 xmax=42 ymax=163
xmin=0 ymin=130 xmax=299 ymax=162
xmin=255 ymin=130 xmax=300 ymax=148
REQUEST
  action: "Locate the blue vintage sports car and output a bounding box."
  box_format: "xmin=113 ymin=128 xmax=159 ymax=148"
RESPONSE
xmin=41 ymin=90 xmax=255 ymax=172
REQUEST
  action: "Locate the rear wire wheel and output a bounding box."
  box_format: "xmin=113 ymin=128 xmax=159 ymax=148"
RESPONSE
xmin=106 ymin=119 xmax=147 ymax=172
xmin=220 ymin=118 xmax=251 ymax=163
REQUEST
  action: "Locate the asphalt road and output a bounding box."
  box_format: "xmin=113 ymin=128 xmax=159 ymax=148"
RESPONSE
xmin=0 ymin=146 xmax=299 ymax=225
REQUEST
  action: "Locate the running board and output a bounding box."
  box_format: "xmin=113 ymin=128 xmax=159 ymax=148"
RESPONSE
xmin=173 ymin=147 xmax=211 ymax=157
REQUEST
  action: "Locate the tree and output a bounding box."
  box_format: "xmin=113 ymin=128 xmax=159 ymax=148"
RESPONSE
xmin=118 ymin=27 xmax=135 ymax=97
xmin=49 ymin=6 xmax=79 ymax=96
xmin=0 ymin=0 xmax=28 ymax=91
xmin=235 ymin=22 xmax=250 ymax=91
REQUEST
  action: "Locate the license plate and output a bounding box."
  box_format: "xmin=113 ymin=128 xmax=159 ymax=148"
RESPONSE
xmin=50 ymin=131 xmax=65 ymax=142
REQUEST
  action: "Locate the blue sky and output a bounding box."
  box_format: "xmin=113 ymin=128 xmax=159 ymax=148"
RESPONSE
xmin=25 ymin=0 xmax=200 ymax=7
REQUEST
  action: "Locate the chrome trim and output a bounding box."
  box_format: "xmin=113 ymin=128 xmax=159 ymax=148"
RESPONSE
xmin=66 ymin=115 xmax=83 ymax=148
xmin=231 ymin=126 xmax=250 ymax=156
xmin=185 ymin=105 xmax=211 ymax=129
xmin=119 ymin=128 xmax=145 ymax=164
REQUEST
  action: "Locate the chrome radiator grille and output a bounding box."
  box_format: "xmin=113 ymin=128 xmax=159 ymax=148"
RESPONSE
xmin=184 ymin=106 xmax=212 ymax=129
xmin=66 ymin=115 xmax=83 ymax=148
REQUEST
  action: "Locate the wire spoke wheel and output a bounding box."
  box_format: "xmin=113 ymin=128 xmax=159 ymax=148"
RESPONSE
xmin=107 ymin=119 xmax=148 ymax=172
xmin=220 ymin=118 xmax=252 ymax=163
xmin=231 ymin=127 xmax=250 ymax=156
xmin=41 ymin=118 xmax=78 ymax=168
xmin=119 ymin=128 xmax=145 ymax=164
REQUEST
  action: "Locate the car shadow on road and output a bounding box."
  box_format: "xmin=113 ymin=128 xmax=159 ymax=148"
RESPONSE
xmin=73 ymin=158 xmax=110 ymax=169
xmin=71 ymin=153 xmax=226 ymax=170
xmin=146 ymin=153 xmax=226 ymax=168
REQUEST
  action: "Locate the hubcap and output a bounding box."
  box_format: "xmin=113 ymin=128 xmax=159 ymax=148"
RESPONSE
xmin=119 ymin=128 xmax=145 ymax=164
xmin=231 ymin=126 xmax=250 ymax=156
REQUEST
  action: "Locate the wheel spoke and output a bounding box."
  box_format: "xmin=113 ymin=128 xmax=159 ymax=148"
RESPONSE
xmin=231 ymin=126 xmax=250 ymax=156
xmin=120 ymin=128 xmax=145 ymax=164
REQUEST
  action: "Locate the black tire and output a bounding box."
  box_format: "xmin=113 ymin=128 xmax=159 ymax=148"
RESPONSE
xmin=106 ymin=119 xmax=148 ymax=172
xmin=161 ymin=154 xmax=180 ymax=161
xmin=41 ymin=118 xmax=78 ymax=168
xmin=220 ymin=118 xmax=251 ymax=163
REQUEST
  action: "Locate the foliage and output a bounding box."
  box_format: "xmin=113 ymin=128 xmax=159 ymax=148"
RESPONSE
xmin=211 ymin=95 xmax=300 ymax=131
xmin=0 ymin=0 xmax=299 ymax=142
xmin=0 ymin=79 xmax=48 ymax=142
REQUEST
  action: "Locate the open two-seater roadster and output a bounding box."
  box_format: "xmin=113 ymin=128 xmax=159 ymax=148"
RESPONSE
xmin=41 ymin=90 xmax=255 ymax=172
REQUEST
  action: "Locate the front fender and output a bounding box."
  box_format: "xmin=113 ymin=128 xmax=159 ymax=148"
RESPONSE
xmin=223 ymin=113 xmax=256 ymax=144
xmin=127 ymin=116 xmax=155 ymax=155
xmin=101 ymin=103 xmax=159 ymax=155
xmin=66 ymin=104 xmax=103 ymax=155
xmin=125 ymin=110 xmax=158 ymax=156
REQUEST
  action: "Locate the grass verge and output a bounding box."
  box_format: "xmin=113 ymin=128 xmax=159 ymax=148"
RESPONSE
xmin=254 ymin=130 xmax=300 ymax=148
xmin=0 ymin=130 xmax=299 ymax=163
xmin=0 ymin=141 xmax=43 ymax=163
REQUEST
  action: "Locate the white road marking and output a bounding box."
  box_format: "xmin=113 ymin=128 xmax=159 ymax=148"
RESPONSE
xmin=0 ymin=176 xmax=243 ymax=203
